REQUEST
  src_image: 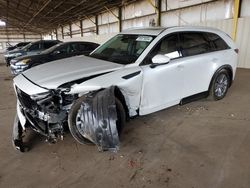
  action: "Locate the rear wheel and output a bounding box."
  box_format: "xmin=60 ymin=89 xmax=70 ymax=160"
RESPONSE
xmin=209 ymin=69 xmax=230 ymax=100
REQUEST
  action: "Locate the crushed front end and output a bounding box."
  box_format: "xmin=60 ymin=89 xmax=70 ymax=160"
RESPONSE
xmin=13 ymin=74 xmax=77 ymax=151
xmin=13 ymin=75 xmax=122 ymax=152
xmin=16 ymin=87 xmax=69 ymax=141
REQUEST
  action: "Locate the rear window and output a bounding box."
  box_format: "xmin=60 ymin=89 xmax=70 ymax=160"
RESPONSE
xmin=84 ymin=43 xmax=99 ymax=51
xmin=180 ymin=32 xmax=212 ymax=57
xmin=206 ymin=33 xmax=230 ymax=51
xmin=77 ymin=43 xmax=86 ymax=51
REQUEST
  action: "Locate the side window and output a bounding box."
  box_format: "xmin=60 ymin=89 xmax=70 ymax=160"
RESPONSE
xmin=157 ymin=34 xmax=181 ymax=59
xmin=28 ymin=43 xmax=40 ymax=51
xmin=85 ymin=44 xmax=98 ymax=51
xmin=70 ymin=43 xmax=78 ymax=52
xmin=144 ymin=34 xmax=180 ymax=65
xmin=54 ymin=44 xmax=70 ymax=54
xmin=44 ymin=42 xmax=57 ymax=49
xmin=77 ymin=43 xmax=86 ymax=51
xmin=206 ymin=32 xmax=229 ymax=51
xmin=180 ymin=32 xmax=211 ymax=57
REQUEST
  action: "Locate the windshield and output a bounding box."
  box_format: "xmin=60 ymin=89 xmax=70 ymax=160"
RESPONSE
xmin=90 ymin=34 xmax=154 ymax=65
xmin=21 ymin=42 xmax=34 ymax=51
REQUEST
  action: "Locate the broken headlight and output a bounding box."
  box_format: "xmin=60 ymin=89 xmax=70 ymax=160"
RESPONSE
xmin=30 ymin=92 xmax=51 ymax=101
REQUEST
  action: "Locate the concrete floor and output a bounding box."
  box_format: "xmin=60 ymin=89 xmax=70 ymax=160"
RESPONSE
xmin=0 ymin=54 xmax=250 ymax=188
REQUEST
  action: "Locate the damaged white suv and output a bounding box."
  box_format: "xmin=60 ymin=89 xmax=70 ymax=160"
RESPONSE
xmin=13 ymin=26 xmax=238 ymax=152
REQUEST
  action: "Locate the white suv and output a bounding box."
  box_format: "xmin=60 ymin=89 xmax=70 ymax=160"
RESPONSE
xmin=13 ymin=26 xmax=238 ymax=152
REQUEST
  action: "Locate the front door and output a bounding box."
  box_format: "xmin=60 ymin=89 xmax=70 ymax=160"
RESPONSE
xmin=139 ymin=33 xmax=184 ymax=115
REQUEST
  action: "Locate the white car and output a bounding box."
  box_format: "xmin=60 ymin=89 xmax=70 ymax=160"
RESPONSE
xmin=13 ymin=26 xmax=238 ymax=152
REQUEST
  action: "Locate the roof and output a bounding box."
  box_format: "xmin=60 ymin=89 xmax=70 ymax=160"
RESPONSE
xmin=121 ymin=26 xmax=226 ymax=36
xmin=168 ymin=25 xmax=223 ymax=32
xmin=62 ymin=41 xmax=99 ymax=45
xmin=121 ymin=27 xmax=166 ymax=36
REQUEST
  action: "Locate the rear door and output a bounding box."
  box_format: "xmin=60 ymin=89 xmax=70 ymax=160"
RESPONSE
xmin=179 ymin=32 xmax=216 ymax=98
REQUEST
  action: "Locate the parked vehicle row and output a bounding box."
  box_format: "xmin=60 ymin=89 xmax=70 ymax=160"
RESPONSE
xmin=9 ymin=41 xmax=99 ymax=75
xmin=4 ymin=40 xmax=61 ymax=66
xmin=4 ymin=40 xmax=99 ymax=74
xmin=10 ymin=26 xmax=238 ymax=152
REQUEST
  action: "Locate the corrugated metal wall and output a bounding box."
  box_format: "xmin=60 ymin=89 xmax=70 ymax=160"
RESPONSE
xmin=235 ymin=17 xmax=250 ymax=68
xmin=48 ymin=0 xmax=250 ymax=69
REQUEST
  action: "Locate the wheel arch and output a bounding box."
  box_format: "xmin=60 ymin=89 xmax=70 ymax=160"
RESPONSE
xmin=113 ymin=86 xmax=130 ymax=121
xmin=209 ymin=64 xmax=233 ymax=92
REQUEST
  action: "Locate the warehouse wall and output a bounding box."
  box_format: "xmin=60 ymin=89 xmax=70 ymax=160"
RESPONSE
xmin=46 ymin=0 xmax=249 ymax=68
xmin=0 ymin=29 xmax=42 ymax=53
xmin=52 ymin=0 xmax=234 ymax=43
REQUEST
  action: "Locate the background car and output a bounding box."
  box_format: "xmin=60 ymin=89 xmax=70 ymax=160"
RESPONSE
xmin=4 ymin=40 xmax=61 ymax=65
xmin=6 ymin=42 xmax=30 ymax=52
xmin=10 ymin=41 xmax=99 ymax=75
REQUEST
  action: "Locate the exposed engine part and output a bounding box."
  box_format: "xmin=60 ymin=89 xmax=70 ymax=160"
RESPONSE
xmin=15 ymin=85 xmax=122 ymax=152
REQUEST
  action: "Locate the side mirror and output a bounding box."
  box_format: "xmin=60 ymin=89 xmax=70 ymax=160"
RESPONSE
xmin=150 ymin=54 xmax=170 ymax=68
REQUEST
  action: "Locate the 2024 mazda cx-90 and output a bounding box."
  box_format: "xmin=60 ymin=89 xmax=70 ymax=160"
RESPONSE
xmin=12 ymin=26 xmax=238 ymax=152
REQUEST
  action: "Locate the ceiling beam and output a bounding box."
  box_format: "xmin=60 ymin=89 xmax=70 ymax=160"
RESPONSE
xmin=24 ymin=0 xmax=52 ymax=26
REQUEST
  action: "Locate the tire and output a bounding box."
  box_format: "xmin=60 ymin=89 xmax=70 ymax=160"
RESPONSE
xmin=68 ymin=96 xmax=93 ymax=145
xmin=209 ymin=69 xmax=230 ymax=100
xmin=115 ymin=98 xmax=126 ymax=137
xmin=68 ymin=96 xmax=126 ymax=145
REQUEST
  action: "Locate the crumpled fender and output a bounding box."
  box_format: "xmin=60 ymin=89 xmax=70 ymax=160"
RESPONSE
xmin=75 ymin=86 xmax=120 ymax=152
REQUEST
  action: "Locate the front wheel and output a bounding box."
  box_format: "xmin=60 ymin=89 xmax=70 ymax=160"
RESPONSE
xmin=209 ymin=69 xmax=230 ymax=100
xmin=68 ymin=96 xmax=126 ymax=145
xmin=68 ymin=96 xmax=93 ymax=145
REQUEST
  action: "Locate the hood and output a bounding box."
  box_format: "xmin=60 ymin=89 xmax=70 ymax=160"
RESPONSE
xmin=22 ymin=55 xmax=123 ymax=89
xmin=8 ymin=48 xmax=24 ymax=54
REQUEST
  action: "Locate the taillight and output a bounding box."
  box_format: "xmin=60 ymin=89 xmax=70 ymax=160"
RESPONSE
xmin=234 ymin=48 xmax=239 ymax=54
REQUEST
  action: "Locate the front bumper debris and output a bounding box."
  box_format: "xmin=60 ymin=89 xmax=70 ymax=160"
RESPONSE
xmin=12 ymin=114 xmax=28 ymax=152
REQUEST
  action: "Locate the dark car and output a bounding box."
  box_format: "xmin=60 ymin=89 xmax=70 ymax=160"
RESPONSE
xmin=4 ymin=40 xmax=61 ymax=65
xmin=10 ymin=41 xmax=99 ymax=75
xmin=6 ymin=42 xmax=30 ymax=51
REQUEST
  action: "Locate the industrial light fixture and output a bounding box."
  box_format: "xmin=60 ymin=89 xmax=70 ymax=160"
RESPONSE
xmin=0 ymin=20 xmax=6 ymax=26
